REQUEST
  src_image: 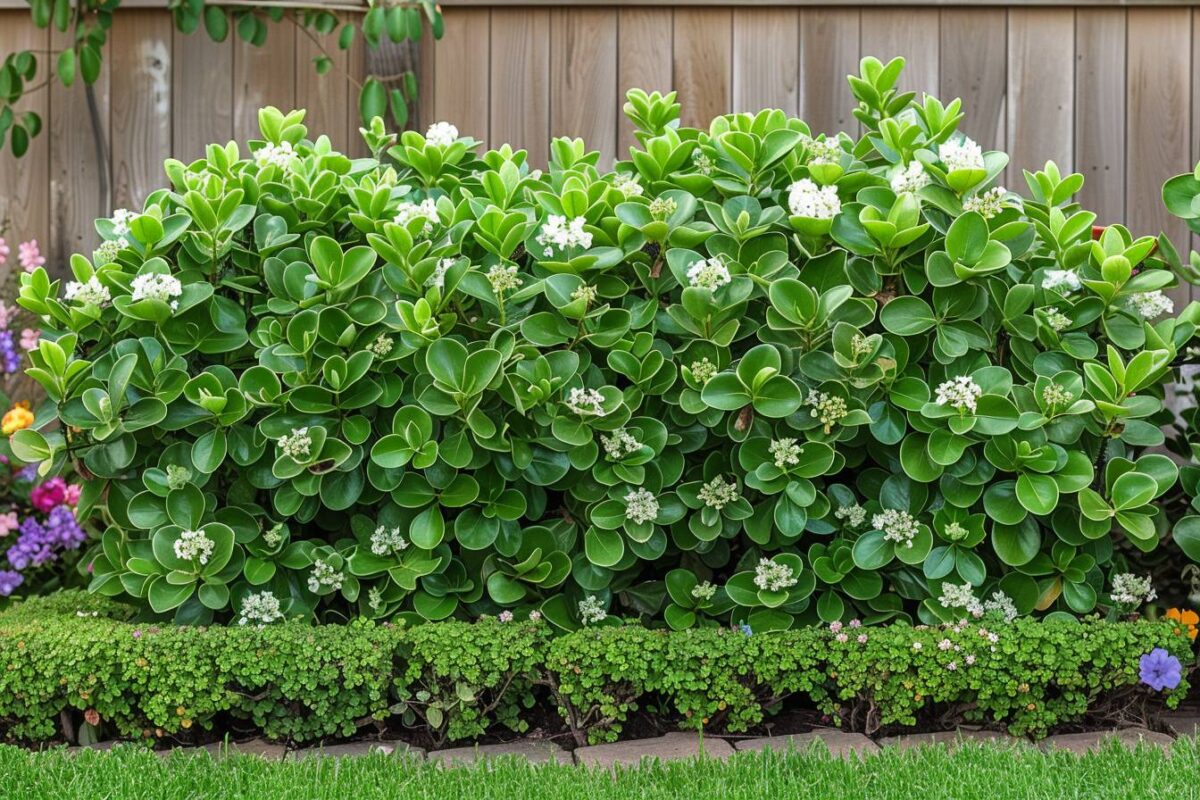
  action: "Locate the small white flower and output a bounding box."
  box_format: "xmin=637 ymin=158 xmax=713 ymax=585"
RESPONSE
xmin=263 ymin=523 xmax=284 ymax=548
xmin=753 ymin=558 xmax=797 ymax=592
xmin=565 ymin=387 xmax=606 ymax=417
xmin=787 ymin=178 xmax=841 ymax=219
xmin=307 ymin=559 xmax=344 ymax=593
xmin=64 ymin=276 xmax=111 ymax=308
xmin=890 ymin=161 xmax=931 ymax=194
xmin=427 ymin=258 xmax=455 ymax=291
xmin=370 ymin=525 xmax=409 ymax=556
xmin=1043 ymin=307 xmax=1071 ymax=332
xmin=165 ymin=465 xmax=192 ymax=491
xmin=612 ymin=172 xmax=643 ymax=198
xmin=649 ymin=197 xmax=677 ymax=220
xmin=393 ymin=199 xmax=440 ymax=234
xmin=1042 ymin=269 xmax=1081 ymax=294
xmin=486 ymin=264 xmax=523 ymax=294
xmin=983 ymin=591 xmax=1018 ymax=623
xmin=851 ymin=334 xmax=874 ymax=358
xmin=1042 ymin=382 xmax=1074 ymax=409
xmin=578 ymin=595 xmax=608 ymax=625
xmin=601 ymin=428 xmax=641 ymax=460
xmin=935 ymin=375 xmax=982 ymax=414
xmin=571 ymin=284 xmax=598 ymax=305
xmin=425 ymin=121 xmax=459 ymax=148
xmin=368 ymin=334 xmax=394 ymax=358
xmin=691 ymin=581 xmax=717 ymax=602
xmin=939 ymin=582 xmax=984 ymax=617
xmin=698 ymin=475 xmax=739 ymax=510
xmin=873 ymin=509 xmax=919 ymax=548
xmin=623 ymin=488 xmax=660 ymax=525
xmin=367 ymin=586 xmax=384 ymax=612
xmin=804 ymin=136 xmax=843 ymax=165
xmin=174 ymin=529 xmax=215 ymax=565
xmin=962 ymin=186 xmax=1008 ymax=219
xmin=938 ymin=638 xmax=954 ymax=651
xmin=255 ymin=141 xmax=296 ymax=170
xmin=912 ymin=641 xmax=923 ymax=651
xmin=498 ymin=610 xmax=514 ymax=623
xmin=768 ymin=438 xmax=802 ymax=470
xmin=692 ymin=151 xmax=715 ymax=176
xmin=834 ymin=504 xmax=867 ymax=528
xmin=238 ymin=591 xmax=284 ymax=626
xmin=686 ymin=256 xmax=732 ymax=290
xmin=943 ymin=522 xmax=969 ymax=542
xmin=939 ymin=137 xmax=985 ymax=172
xmin=278 ymin=427 xmax=313 ymax=461
xmin=130 ymin=273 xmax=183 ymax=308
xmin=1111 ymin=573 xmax=1156 ymax=606
xmin=946 ymin=661 xmax=959 ymax=671
xmin=1127 ymin=291 xmax=1173 ymax=320
xmin=93 ymin=239 xmax=124 ymax=265
xmin=806 ymin=390 xmax=848 ymax=431
xmin=965 ymin=654 xmax=976 ymax=665
xmin=110 ymin=208 xmax=137 ymax=236
xmin=536 ymin=215 xmax=592 ymax=252
xmin=688 ymin=358 xmax=718 ymax=385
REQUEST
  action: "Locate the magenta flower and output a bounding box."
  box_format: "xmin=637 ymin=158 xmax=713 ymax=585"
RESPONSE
xmin=18 ymin=240 xmax=44 ymax=272
xmin=1139 ymin=648 xmax=1183 ymax=691
xmin=31 ymin=477 xmax=68 ymax=512
xmin=0 ymin=238 xmax=8 ymax=265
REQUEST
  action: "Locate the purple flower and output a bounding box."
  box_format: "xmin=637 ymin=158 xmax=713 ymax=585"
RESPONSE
xmin=739 ymin=623 xmax=752 ymax=636
xmin=1139 ymin=648 xmax=1183 ymax=691
xmin=2 ymin=507 xmax=84 ymax=571
xmin=0 ymin=570 xmax=22 ymax=596
xmin=0 ymin=330 xmax=20 ymax=374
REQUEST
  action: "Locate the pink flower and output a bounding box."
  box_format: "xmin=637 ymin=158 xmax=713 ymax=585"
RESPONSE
xmin=857 ymin=634 xmax=868 ymax=644
xmin=86 ymin=561 xmax=94 ymax=574
xmin=498 ymin=610 xmax=513 ymax=623
xmin=0 ymin=238 xmax=8 ymax=265
xmin=835 ymin=633 xmax=848 ymax=643
xmin=65 ymin=484 xmax=81 ymax=506
xmin=0 ymin=511 xmax=18 ymax=537
xmin=829 ymin=620 xmax=843 ymax=633
xmin=31 ymin=477 xmax=68 ymax=512
xmin=19 ymin=329 xmax=39 ymax=351
xmin=132 ymin=629 xmax=142 ymax=638
xmin=848 ymin=618 xmax=862 ymax=628
xmin=529 ymin=610 xmax=542 ymax=621
xmin=18 ymin=240 xmax=44 ymax=272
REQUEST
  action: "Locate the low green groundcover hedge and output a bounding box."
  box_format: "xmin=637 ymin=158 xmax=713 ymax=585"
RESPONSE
xmin=0 ymin=594 xmax=1188 ymax=745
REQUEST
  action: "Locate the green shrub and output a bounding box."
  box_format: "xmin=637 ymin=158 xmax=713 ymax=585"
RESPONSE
xmin=0 ymin=593 xmax=1188 ymax=745
xmin=14 ymin=56 xmax=1200 ymax=628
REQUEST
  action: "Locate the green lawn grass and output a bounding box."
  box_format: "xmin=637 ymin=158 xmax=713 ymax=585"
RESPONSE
xmin=0 ymin=739 xmax=1195 ymax=800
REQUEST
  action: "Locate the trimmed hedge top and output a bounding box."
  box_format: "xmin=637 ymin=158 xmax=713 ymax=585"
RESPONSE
xmin=12 ymin=56 xmax=1200 ymax=629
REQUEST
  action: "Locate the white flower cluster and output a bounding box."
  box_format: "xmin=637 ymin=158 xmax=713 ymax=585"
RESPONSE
xmin=649 ymin=196 xmax=677 ymax=220
xmin=369 ymin=334 xmax=394 ymax=358
xmin=692 ymin=151 xmax=715 ymax=175
xmin=851 ymin=333 xmax=874 ymax=358
xmin=835 ymin=504 xmax=867 ymax=528
xmin=393 ymin=199 xmax=440 ymax=234
xmin=686 ymin=256 xmax=732 ymax=290
xmin=804 ymin=136 xmax=843 ymax=165
xmin=425 ymin=121 xmax=459 ymax=147
xmin=263 ymin=523 xmax=284 ymax=548
xmin=939 ymin=582 xmax=982 ymax=614
xmin=64 ymin=276 xmax=112 ymax=308
xmin=601 ymin=428 xmax=641 ymax=459
xmin=983 ymin=591 xmax=1019 ymax=623
xmin=255 ymin=141 xmax=296 ymax=170
xmin=1042 ymin=269 xmax=1081 ymax=294
xmin=565 ymin=387 xmax=606 ymax=417
xmin=612 ymin=172 xmax=643 ymax=198
xmin=571 ymin=284 xmax=598 ymax=305
xmin=1042 ymin=382 xmax=1074 ymax=408
xmin=578 ymin=595 xmax=608 ymax=625
xmin=963 ymin=186 xmax=1008 ymax=219
xmin=486 ymin=264 xmax=523 ymax=294
xmin=623 ymin=488 xmax=660 ymax=524
xmin=787 ymin=178 xmax=841 ymax=219
xmin=1043 ymin=307 xmax=1071 ymax=332
xmin=537 ymin=215 xmax=592 ymax=252
xmin=935 ymin=375 xmax=982 ymax=414
xmin=165 ymin=464 xmax=192 ymax=491
xmin=806 ymin=390 xmax=849 ymax=431
xmin=1128 ymin=291 xmax=1174 ymax=320
xmin=691 ymin=581 xmax=717 ymax=602
xmin=307 ymin=559 xmax=345 ymax=593
xmin=279 ymin=427 xmax=313 ymax=461
xmin=698 ymin=475 xmax=740 ymax=510
xmin=753 ymin=558 xmax=798 ymax=592
xmin=1111 ymin=573 xmax=1156 ymax=606
xmin=890 ymin=161 xmax=930 ymax=194
xmin=367 ymin=586 xmax=385 ymax=612
xmin=238 ymin=591 xmax=284 ymax=626
xmin=427 ymin=258 xmax=455 ymax=291
xmin=943 ymin=521 xmax=969 ymax=541
xmin=174 ymin=529 xmax=215 ymax=565
xmin=370 ymin=525 xmax=409 ymax=556
xmin=110 ymin=208 xmax=137 ymax=236
xmin=939 ymin=137 xmax=985 ymax=172
xmin=93 ymin=239 xmax=123 ymax=265
xmin=689 ymin=358 xmax=718 ymax=385
xmin=130 ymin=273 xmax=183 ymax=311
xmin=873 ymin=509 xmax=919 ymax=548
xmin=768 ymin=438 xmax=802 ymax=469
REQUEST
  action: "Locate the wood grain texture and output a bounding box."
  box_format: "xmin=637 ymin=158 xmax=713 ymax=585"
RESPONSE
xmin=295 ymin=16 xmax=350 ymax=151
xmin=616 ymin=7 xmax=673 ymax=155
xmin=490 ymin=8 xmax=550 ymax=165
xmin=173 ymin=23 xmax=234 ymax=163
xmin=551 ymin=7 xmax=618 ymax=166
xmin=344 ymin=10 xmax=368 ymax=156
xmin=1006 ymin=8 xmax=1074 ymax=182
xmin=673 ymin=8 xmax=732 ymax=127
xmin=799 ymin=9 xmax=859 ymax=134
xmin=732 ymin=7 xmax=799 ymax=116
xmin=49 ymin=22 xmax=108 ymax=271
xmin=860 ymin=8 xmax=939 ymax=98
xmin=109 ymin=10 xmax=173 ymax=212
xmin=938 ymin=8 xmax=1006 ymax=151
xmin=233 ymin=14 xmax=297 ymax=142
xmin=1074 ymin=8 xmax=1125 ymax=225
xmin=0 ymin=13 xmax=50 ymax=263
xmin=432 ymin=8 xmax=491 ymax=143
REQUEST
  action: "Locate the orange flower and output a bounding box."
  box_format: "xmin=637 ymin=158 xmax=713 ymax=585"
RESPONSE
xmin=1166 ymin=608 xmax=1199 ymax=641
xmin=1 ymin=401 xmax=33 ymax=436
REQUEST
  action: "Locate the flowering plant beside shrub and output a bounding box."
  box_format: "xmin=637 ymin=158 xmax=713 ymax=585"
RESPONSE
xmin=13 ymin=57 xmax=1200 ymax=628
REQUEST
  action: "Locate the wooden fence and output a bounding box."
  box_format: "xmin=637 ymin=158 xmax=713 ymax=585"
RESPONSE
xmin=2 ymin=1 xmax=1200 ymax=279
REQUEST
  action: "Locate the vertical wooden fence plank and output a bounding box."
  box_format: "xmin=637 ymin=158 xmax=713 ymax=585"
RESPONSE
xmin=799 ymin=9 xmax=859 ymax=135
xmin=173 ymin=24 xmax=234 ymax=164
xmin=109 ymin=10 xmax=172 ymax=212
xmin=860 ymin=9 xmax=939 ymax=98
xmin=490 ymin=8 xmax=550 ymax=166
xmin=432 ymin=8 xmax=491 ymax=144
xmin=49 ymin=22 xmax=108 ymax=271
xmin=0 ymin=13 xmax=50 ymax=266
xmin=732 ymin=8 xmax=799 ymax=117
xmin=345 ymin=12 xmax=368 ymax=157
xmin=295 ymin=18 xmax=350 ymax=152
xmin=234 ymin=15 xmax=297 ymax=142
xmin=673 ymin=8 xmax=731 ymax=128
xmin=616 ymin=8 xmax=672 ymax=156
xmin=939 ymin=8 xmax=1007 ymax=151
xmin=1074 ymin=9 xmax=1125 ymax=225
xmin=1007 ymin=9 xmax=1074 ymax=182
xmin=550 ymin=8 xmax=618 ymax=166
